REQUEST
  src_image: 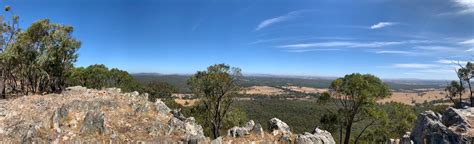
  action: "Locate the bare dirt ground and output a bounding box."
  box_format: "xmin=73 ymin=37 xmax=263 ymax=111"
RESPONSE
xmin=174 ymin=85 xmax=457 ymax=106
xmin=377 ymin=90 xmax=456 ymax=105
xmin=282 ymin=86 xmax=328 ymax=94
xmin=240 ymin=86 xmax=287 ymax=96
xmin=174 ymin=98 xmax=199 ymax=107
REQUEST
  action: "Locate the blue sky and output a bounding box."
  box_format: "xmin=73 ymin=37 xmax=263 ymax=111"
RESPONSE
xmin=2 ymin=0 xmax=474 ymax=80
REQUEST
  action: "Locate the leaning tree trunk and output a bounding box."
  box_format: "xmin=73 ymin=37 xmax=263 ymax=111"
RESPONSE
xmin=459 ymin=78 xmax=464 ymax=108
xmin=0 ymin=68 xmax=6 ymax=99
xmin=1 ymin=76 xmax=5 ymax=99
xmin=344 ymin=122 xmax=353 ymax=144
xmin=469 ymin=80 xmax=474 ymax=107
xmin=339 ymin=125 xmax=343 ymax=144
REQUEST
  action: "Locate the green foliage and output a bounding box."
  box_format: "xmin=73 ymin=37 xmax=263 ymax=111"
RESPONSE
xmin=234 ymin=99 xmax=335 ymax=133
xmin=181 ymin=102 xmax=248 ymax=137
xmin=132 ymin=74 xmax=445 ymax=93
xmin=330 ymin=73 xmax=391 ymax=144
xmin=0 ymin=18 xmax=81 ymax=95
xmin=234 ymin=98 xmax=417 ymax=143
xmin=359 ymin=102 xmax=416 ymax=143
xmin=145 ymin=81 xmax=178 ymax=102
xmin=68 ymin=64 xmax=178 ymax=102
xmin=414 ymin=102 xmax=449 ymax=114
xmin=68 ymin=64 xmax=151 ymax=93
xmin=319 ymin=112 xmax=340 ymax=134
xmin=133 ymin=74 xmax=191 ymax=93
xmin=445 ymin=80 xmax=464 ymax=107
xmin=187 ymin=63 xmax=242 ymax=139
xmin=318 ymin=92 xmax=331 ymax=103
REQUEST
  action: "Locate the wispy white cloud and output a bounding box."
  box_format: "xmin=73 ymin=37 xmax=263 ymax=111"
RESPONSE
xmin=415 ymin=69 xmax=455 ymax=74
xmin=248 ymin=36 xmax=353 ymax=45
xmin=256 ymin=10 xmax=308 ymax=31
xmin=436 ymin=59 xmax=468 ymax=65
xmin=460 ymin=39 xmax=474 ymax=45
xmin=375 ymin=50 xmax=416 ymax=55
xmin=392 ymin=63 xmax=439 ymax=69
xmin=374 ymin=45 xmax=465 ymax=56
xmin=370 ymin=22 xmax=397 ymax=29
xmin=453 ymin=0 xmax=474 ymax=14
xmin=285 ymin=48 xmax=342 ymax=53
xmin=279 ymin=41 xmax=402 ymax=49
xmin=385 ymin=59 xmax=470 ymax=79
xmin=442 ymin=0 xmax=474 ymax=15
xmin=413 ymin=46 xmax=458 ymax=51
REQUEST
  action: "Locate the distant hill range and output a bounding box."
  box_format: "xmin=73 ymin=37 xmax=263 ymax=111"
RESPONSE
xmin=132 ymin=73 xmax=447 ymax=93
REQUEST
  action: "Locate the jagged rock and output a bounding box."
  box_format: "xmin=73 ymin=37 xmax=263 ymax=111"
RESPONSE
xmin=228 ymin=126 xmax=249 ymax=137
xmin=155 ymin=99 xmax=171 ymax=115
xmin=295 ymin=128 xmax=335 ymax=144
xmin=251 ymin=123 xmax=264 ymax=137
xmin=228 ymin=120 xmax=255 ymax=137
xmin=269 ymin=118 xmax=291 ymax=135
xmin=211 ymin=136 xmax=222 ymax=144
xmin=400 ymin=132 xmax=413 ymax=144
xmin=388 ymin=139 xmax=399 ymax=144
xmin=146 ymin=121 xmax=164 ymax=136
xmin=244 ymin=120 xmax=255 ymax=130
xmin=80 ymin=111 xmax=106 ymax=135
xmin=130 ymin=91 xmax=140 ymax=97
xmin=167 ymin=116 xmax=205 ymax=143
xmin=410 ymin=110 xmax=472 ymax=144
xmin=133 ymin=103 xmax=150 ymax=112
xmin=0 ymin=86 xmax=211 ymax=143
xmin=279 ymin=134 xmax=292 ymax=143
xmin=171 ymin=109 xmax=186 ymax=121
xmin=442 ymin=107 xmax=471 ymax=130
xmin=51 ymin=107 xmax=68 ymax=133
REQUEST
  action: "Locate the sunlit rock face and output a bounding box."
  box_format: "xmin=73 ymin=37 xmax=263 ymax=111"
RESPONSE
xmin=221 ymin=118 xmax=335 ymax=144
xmin=410 ymin=107 xmax=474 ymax=144
xmin=0 ymin=86 xmax=208 ymax=143
xmin=0 ymin=86 xmax=336 ymax=143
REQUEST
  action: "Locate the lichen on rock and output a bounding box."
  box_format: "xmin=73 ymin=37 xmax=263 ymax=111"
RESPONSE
xmin=0 ymin=86 xmax=209 ymax=143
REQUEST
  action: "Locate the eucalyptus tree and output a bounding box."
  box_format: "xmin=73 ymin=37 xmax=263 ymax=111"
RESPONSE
xmin=0 ymin=5 xmax=20 ymax=98
xmin=465 ymin=62 xmax=474 ymax=106
xmin=445 ymin=80 xmax=464 ymax=107
xmin=0 ymin=16 xmax=81 ymax=96
xmin=187 ymin=64 xmax=241 ymax=139
xmin=329 ymin=73 xmax=391 ymax=144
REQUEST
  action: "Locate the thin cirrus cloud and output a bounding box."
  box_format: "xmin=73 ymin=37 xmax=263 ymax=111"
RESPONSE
xmin=436 ymin=59 xmax=468 ymax=65
xmin=413 ymin=46 xmax=459 ymax=51
xmin=279 ymin=41 xmax=403 ymax=49
xmin=375 ymin=45 xmax=466 ymax=56
xmin=370 ymin=22 xmax=397 ymax=29
xmin=460 ymin=39 xmax=474 ymax=45
xmin=255 ymin=10 xmax=309 ymax=31
xmin=391 ymin=63 xmax=439 ymax=69
xmin=452 ymin=0 xmax=474 ymax=14
xmin=375 ymin=50 xmax=416 ymax=55
xmin=285 ymin=48 xmax=342 ymax=53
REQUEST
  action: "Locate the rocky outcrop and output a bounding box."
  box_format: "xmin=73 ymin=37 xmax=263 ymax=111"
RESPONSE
xmin=80 ymin=111 xmax=106 ymax=135
xmin=410 ymin=108 xmax=474 ymax=144
xmin=0 ymin=86 xmax=209 ymax=143
xmin=0 ymin=86 xmax=336 ymax=143
xmin=400 ymin=132 xmax=413 ymax=144
xmin=295 ymin=128 xmax=335 ymax=144
xmin=269 ymin=118 xmax=292 ymax=136
xmin=222 ymin=118 xmax=335 ymax=144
